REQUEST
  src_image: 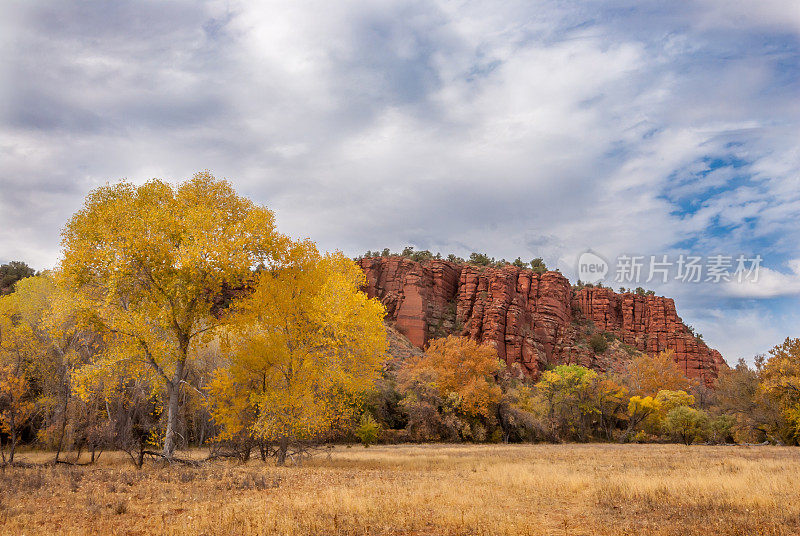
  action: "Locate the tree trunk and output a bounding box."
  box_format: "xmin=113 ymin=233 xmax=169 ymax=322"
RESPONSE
xmin=163 ymin=379 xmax=181 ymax=458
xmin=54 ymin=387 xmax=70 ymax=464
xmin=276 ymin=437 xmax=288 ymax=466
xmin=9 ymin=431 xmax=16 ymax=464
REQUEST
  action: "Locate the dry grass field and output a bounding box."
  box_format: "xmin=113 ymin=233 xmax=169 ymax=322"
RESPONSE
xmin=1 ymin=443 xmax=799 ymax=536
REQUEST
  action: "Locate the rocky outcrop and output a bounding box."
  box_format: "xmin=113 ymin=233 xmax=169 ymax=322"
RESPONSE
xmin=575 ymin=287 xmax=726 ymax=382
xmin=359 ymin=257 xmax=461 ymax=348
xmin=359 ymin=257 xmax=726 ymax=384
xmin=454 ymin=265 xmax=573 ymax=374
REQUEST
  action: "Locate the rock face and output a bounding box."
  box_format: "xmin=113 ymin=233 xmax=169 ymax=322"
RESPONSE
xmin=575 ymin=287 xmax=727 ymax=382
xmin=454 ymin=264 xmax=573 ymax=374
xmin=358 ymin=257 xmax=726 ymax=384
xmin=358 ymin=257 xmax=461 ymax=348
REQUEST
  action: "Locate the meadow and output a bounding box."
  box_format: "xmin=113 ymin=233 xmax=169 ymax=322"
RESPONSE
xmin=1 ymin=443 xmax=798 ymax=536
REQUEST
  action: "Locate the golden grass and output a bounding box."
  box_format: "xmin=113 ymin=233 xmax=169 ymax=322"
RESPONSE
xmin=2 ymin=443 xmax=799 ymax=535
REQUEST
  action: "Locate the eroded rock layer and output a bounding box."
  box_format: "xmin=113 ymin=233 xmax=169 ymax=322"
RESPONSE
xmin=575 ymin=287 xmax=726 ymax=382
xmin=359 ymin=257 xmax=726 ymax=384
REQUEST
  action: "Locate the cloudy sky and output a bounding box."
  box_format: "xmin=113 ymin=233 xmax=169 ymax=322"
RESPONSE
xmin=1 ymin=1 xmax=799 ymax=364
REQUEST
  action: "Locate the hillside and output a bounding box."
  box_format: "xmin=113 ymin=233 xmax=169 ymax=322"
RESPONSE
xmin=359 ymin=256 xmax=727 ymax=384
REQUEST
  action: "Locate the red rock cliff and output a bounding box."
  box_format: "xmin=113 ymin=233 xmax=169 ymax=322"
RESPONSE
xmin=575 ymin=287 xmax=726 ymax=382
xmin=358 ymin=257 xmax=461 ymax=348
xmin=359 ymin=257 xmax=726 ymax=384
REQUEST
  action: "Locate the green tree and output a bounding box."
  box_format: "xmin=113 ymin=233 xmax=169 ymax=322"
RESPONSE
xmin=707 ymin=414 xmax=736 ymax=444
xmin=529 ymin=258 xmax=547 ymax=273
xmin=663 ymin=406 xmax=708 ymax=445
xmin=0 ymin=261 xmax=35 ymax=295
xmin=468 ymin=253 xmax=492 ymax=266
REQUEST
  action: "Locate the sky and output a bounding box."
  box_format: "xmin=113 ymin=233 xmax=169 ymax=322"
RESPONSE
xmin=1 ymin=0 xmax=799 ymax=365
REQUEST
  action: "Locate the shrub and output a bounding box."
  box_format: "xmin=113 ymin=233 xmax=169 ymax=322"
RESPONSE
xmin=708 ymin=414 xmax=736 ymax=444
xmin=114 ymin=500 xmax=128 ymax=515
xmin=355 ymin=412 xmax=380 ymax=447
xmin=589 ymin=333 xmax=609 ymax=354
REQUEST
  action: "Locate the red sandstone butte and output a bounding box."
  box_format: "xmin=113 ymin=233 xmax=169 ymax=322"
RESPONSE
xmin=358 ymin=257 xmax=726 ymax=384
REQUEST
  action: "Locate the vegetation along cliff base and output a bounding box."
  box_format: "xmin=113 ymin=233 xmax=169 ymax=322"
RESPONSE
xmin=2 ymin=443 xmax=799 ymax=536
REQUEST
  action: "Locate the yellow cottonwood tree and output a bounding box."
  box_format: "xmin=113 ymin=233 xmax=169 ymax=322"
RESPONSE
xmin=1 ymin=274 xmax=94 ymax=461
xmin=0 ymin=287 xmax=39 ymax=373
xmin=761 ymin=337 xmax=800 ymax=443
xmin=594 ymin=376 xmax=629 ymax=440
xmin=59 ymin=172 xmax=286 ymax=458
xmin=626 ymin=395 xmax=661 ymax=439
xmin=654 ymin=389 xmax=695 ymax=414
xmin=534 ymin=365 xmax=599 ymax=441
xmin=207 ymin=242 xmax=386 ymax=465
xmin=0 ymin=363 xmax=35 ymax=464
xmin=624 ymin=349 xmax=695 ymax=397
xmin=0 ymin=280 xmax=43 ymax=463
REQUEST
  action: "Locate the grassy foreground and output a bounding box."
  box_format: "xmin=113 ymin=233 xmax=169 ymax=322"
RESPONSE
xmin=1 ymin=443 xmax=799 ymax=535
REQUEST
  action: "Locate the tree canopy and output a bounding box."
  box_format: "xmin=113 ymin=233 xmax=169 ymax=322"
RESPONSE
xmin=59 ymin=172 xmax=287 ymax=458
xmin=208 ymin=241 xmax=387 ymax=464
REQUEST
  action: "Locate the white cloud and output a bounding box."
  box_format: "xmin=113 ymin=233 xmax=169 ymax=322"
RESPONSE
xmin=694 ymin=0 xmax=800 ymax=35
xmin=1 ymin=0 xmax=799 ymax=361
xmin=692 ymin=307 xmax=792 ymax=365
xmin=726 ymin=259 xmax=800 ymax=298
